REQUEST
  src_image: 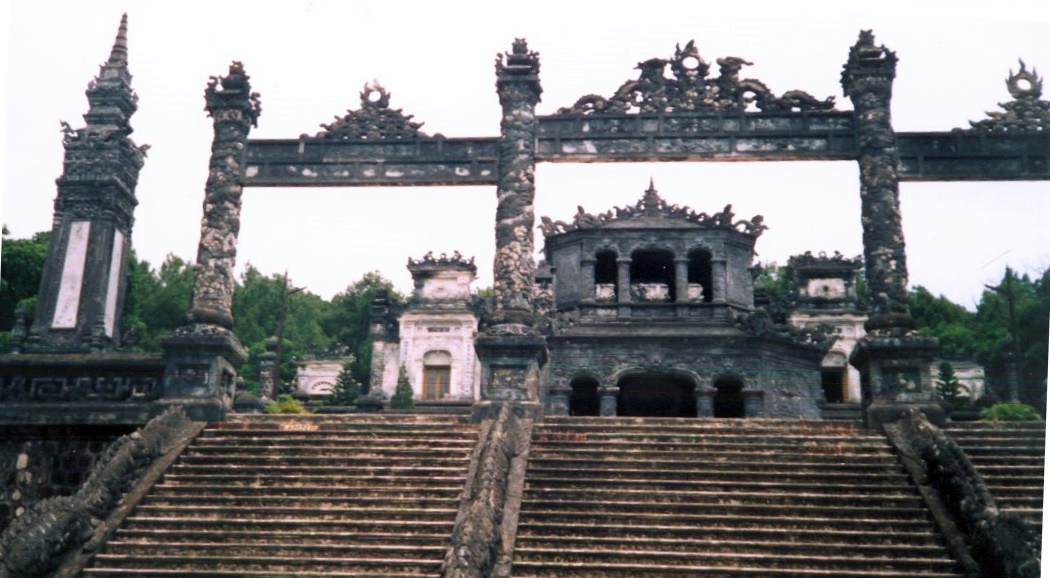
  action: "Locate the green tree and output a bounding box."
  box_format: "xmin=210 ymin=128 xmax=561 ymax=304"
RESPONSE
xmin=232 ymin=266 xmax=334 ymax=391
xmin=388 ymin=364 xmax=415 ymax=410
xmin=323 ymin=272 xmax=404 ymax=385
xmin=908 ymin=286 xmax=979 ymax=360
xmin=0 ymin=230 xmax=50 ymax=330
xmin=935 ymin=361 xmax=968 ymax=405
xmin=326 ymin=360 xmax=361 ymax=406
xmin=121 ymin=253 xmax=195 ymax=351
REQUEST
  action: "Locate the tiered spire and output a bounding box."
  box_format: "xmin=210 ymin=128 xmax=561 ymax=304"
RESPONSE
xmin=83 ymin=13 xmax=137 ymax=134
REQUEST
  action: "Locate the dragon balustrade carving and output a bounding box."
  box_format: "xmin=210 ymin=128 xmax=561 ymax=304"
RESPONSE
xmin=556 ymin=40 xmax=835 ymax=116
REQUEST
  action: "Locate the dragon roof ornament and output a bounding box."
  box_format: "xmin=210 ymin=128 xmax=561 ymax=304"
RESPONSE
xmin=556 ymin=40 xmax=835 ymax=116
xmin=539 ymin=180 xmax=768 ymax=239
xmin=316 ymin=82 xmax=436 ymax=140
xmin=965 ymin=61 xmax=1048 ymax=132
xmin=407 ymin=250 xmax=477 ymax=273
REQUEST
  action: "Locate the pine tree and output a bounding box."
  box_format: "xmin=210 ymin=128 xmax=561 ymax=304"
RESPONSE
xmin=326 ymin=361 xmax=360 ymax=406
xmin=935 ymin=361 xmax=968 ymax=405
xmin=389 ymin=364 xmax=415 ymax=410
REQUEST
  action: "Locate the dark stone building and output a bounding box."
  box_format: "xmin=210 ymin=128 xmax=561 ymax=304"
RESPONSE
xmin=538 ymin=182 xmax=833 ymax=419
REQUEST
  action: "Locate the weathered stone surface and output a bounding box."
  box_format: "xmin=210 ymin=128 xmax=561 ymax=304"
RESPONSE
xmin=186 ymin=62 xmax=261 ymax=331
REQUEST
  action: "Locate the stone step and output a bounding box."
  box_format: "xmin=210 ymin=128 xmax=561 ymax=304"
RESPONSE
xmin=529 ymin=437 xmax=894 ymax=453
xmin=86 ymin=570 xmax=427 ymax=578
xmin=165 ymin=464 xmax=469 ymax=477
xmin=159 ymin=473 xmax=466 ymax=488
xmin=511 ymin=559 xmax=961 ymax=578
xmin=520 ymin=490 xmax=925 ymax=509
xmin=526 ymin=452 xmax=897 ymax=467
xmin=522 ymin=479 xmax=914 ymax=497
xmin=188 ymin=441 xmax=476 ymax=456
xmin=515 ymin=524 xmax=946 ymax=546
xmin=88 ymin=554 xmax=440 ymax=575
xmin=197 ymin=430 xmax=477 ymax=441
xmin=540 ymin=416 xmax=864 ymax=432
xmin=512 ymin=546 xmax=959 ymax=573
xmin=101 ymin=541 xmax=446 ymax=559
xmin=149 ymin=484 xmax=462 ymax=499
xmin=517 ymin=508 xmax=933 ymax=529
xmin=113 ymin=528 xmax=449 ymax=545
xmin=121 ymin=516 xmax=454 ymax=534
xmin=523 ymin=468 xmax=907 ymax=487
xmin=955 ymin=445 xmax=1045 ymax=455
xmin=523 ymin=461 xmax=904 ymax=477
xmin=141 ymin=494 xmax=458 ymax=509
xmin=131 ymin=504 xmax=458 ymax=522
xmin=515 ymin=535 xmax=950 ymax=557
xmin=175 ymin=454 xmax=470 ymax=466
xmin=518 ymin=500 xmax=930 ymax=521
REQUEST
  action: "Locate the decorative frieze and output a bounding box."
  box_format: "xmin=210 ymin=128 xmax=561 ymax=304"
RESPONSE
xmin=967 ymin=61 xmax=1048 ymax=133
xmin=556 ymin=40 xmax=835 ymax=115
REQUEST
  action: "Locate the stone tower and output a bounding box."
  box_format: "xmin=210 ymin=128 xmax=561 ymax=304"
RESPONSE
xmin=26 ymin=15 xmax=147 ymax=352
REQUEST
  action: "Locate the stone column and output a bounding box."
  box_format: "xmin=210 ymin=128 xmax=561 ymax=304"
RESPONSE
xmin=842 ymin=31 xmax=941 ymax=428
xmin=674 ymin=258 xmax=690 ymax=303
xmin=616 ymin=258 xmax=632 ymax=303
xmin=710 ymin=259 xmax=728 ymax=304
xmin=160 ymin=62 xmax=259 ymax=422
xmin=695 ymin=387 xmax=716 ymax=417
xmin=548 ymin=385 xmax=571 ymax=416
xmin=186 ymin=62 xmax=261 ymax=330
xmin=580 ymin=257 xmax=596 ymax=304
xmin=742 ymin=390 xmax=765 ymax=417
xmin=599 ymin=387 xmax=620 ymax=417
xmin=474 ymin=40 xmax=546 ymax=415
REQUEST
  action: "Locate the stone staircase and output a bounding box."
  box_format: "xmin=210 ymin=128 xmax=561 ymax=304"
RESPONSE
xmin=83 ymin=413 xmax=477 ymax=577
xmin=946 ymin=420 xmax=1045 ymax=531
xmin=512 ymin=417 xmax=964 ymax=578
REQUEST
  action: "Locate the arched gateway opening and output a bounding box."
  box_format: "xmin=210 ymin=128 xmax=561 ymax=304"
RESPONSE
xmin=617 ymin=374 xmax=697 ymax=417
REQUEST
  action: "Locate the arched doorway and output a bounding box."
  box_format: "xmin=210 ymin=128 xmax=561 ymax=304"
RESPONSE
xmin=569 ymin=377 xmax=600 ymax=416
xmin=617 ymin=373 xmax=697 ymax=417
xmin=713 ymin=376 xmax=746 ymax=418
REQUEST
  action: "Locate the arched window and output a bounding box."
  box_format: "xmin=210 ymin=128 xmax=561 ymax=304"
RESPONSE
xmin=422 ymin=350 xmax=452 ymax=400
xmin=687 ymin=248 xmax=713 ymax=303
xmin=713 ymin=375 xmax=746 ymax=418
xmin=569 ymin=376 xmax=600 ymax=416
xmin=630 ymin=249 xmax=675 ymax=302
xmin=594 ymin=249 xmax=618 ymax=302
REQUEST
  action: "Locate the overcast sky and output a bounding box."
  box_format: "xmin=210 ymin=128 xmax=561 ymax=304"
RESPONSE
xmin=3 ymin=1 xmax=1049 ymax=310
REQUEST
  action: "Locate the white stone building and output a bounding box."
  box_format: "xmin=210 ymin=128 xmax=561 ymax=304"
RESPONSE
xmin=370 ymin=252 xmax=482 ymax=402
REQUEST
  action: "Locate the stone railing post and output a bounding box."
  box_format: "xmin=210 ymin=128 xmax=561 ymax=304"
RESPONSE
xmin=160 ymin=62 xmax=259 ymax=421
xmin=474 ymin=40 xmax=547 ymax=411
xmin=842 ymin=31 xmax=940 ymax=429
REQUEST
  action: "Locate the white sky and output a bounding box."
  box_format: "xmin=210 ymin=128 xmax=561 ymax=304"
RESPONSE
xmin=3 ymin=1 xmax=1049 ymax=310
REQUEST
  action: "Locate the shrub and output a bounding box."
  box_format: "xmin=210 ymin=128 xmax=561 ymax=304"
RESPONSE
xmin=981 ymin=403 xmax=1043 ymax=422
xmin=388 ymin=365 xmax=415 ymax=410
xmin=265 ymin=394 xmax=311 ymax=415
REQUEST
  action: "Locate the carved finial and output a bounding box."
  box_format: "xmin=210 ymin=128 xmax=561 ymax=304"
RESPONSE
xmin=966 ymin=59 xmax=1048 ymax=132
xmin=109 ymin=13 xmax=129 ymax=67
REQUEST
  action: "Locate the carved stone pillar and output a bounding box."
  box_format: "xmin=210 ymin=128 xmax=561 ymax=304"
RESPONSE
xmin=674 ymin=258 xmax=690 ymax=303
xmin=26 ymin=15 xmax=145 ymax=353
xmin=616 ymin=258 xmax=632 ymax=303
xmin=599 ymin=387 xmax=620 ymax=417
xmin=742 ymin=390 xmax=765 ymax=417
xmin=710 ymin=259 xmax=728 ymax=304
xmin=695 ymin=387 xmax=716 ymax=417
xmin=474 ymin=40 xmax=547 ymax=413
xmin=842 ymin=31 xmax=941 ymax=429
xmin=160 ymin=62 xmax=259 ymax=421
xmin=548 ymin=385 xmax=571 ymax=416
xmin=580 ymin=257 xmax=596 ymax=304
xmin=186 ymin=62 xmax=261 ymax=330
